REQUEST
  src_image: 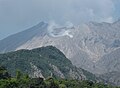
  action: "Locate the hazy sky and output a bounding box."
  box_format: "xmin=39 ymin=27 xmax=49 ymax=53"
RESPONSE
xmin=0 ymin=0 xmax=120 ymax=40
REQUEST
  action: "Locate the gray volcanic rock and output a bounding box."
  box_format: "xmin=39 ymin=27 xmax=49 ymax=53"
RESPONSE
xmin=0 ymin=22 xmax=48 ymax=53
xmin=99 ymin=71 xmax=120 ymax=86
xmin=95 ymin=48 xmax=120 ymax=74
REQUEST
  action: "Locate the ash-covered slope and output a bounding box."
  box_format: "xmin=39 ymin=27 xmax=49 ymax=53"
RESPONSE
xmin=0 ymin=20 xmax=120 ymax=76
xmin=0 ymin=22 xmax=48 ymax=53
xmin=0 ymin=46 xmax=96 ymax=80
xmin=93 ymin=47 xmax=120 ymax=86
xmin=95 ymin=48 xmax=120 ymax=74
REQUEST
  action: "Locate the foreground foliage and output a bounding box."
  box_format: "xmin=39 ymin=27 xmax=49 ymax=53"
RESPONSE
xmin=0 ymin=66 xmax=119 ymax=88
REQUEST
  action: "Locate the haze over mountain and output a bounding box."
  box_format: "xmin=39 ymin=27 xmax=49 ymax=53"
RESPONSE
xmin=0 ymin=20 xmax=120 ymax=85
xmin=0 ymin=0 xmax=120 ymax=40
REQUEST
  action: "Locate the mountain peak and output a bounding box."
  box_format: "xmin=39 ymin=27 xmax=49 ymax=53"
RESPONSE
xmin=36 ymin=21 xmax=46 ymax=26
xmin=88 ymin=21 xmax=111 ymax=27
xmin=31 ymin=21 xmax=47 ymax=29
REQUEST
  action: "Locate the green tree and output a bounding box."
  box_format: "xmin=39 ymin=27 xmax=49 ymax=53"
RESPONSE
xmin=59 ymin=84 xmax=67 ymax=88
xmin=0 ymin=66 xmax=10 ymax=79
xmin=16 ymin=70 xmax=22 ymax=80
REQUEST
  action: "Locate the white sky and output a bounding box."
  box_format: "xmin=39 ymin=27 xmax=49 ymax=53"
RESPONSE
xmin=0 ymin=0 xmax=120 ymax=40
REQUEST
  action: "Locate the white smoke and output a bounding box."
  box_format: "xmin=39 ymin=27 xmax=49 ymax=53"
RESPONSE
xmin=47 ymin=21 xmax=74 ymax=38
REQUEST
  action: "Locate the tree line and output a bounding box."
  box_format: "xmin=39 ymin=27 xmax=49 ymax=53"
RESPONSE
xmin=0 ymin=66 xmax=119 ymax=88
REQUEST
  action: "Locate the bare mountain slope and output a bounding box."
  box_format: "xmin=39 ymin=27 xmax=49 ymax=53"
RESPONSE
xmin=0 ymin=22 xmax=48 ymax=53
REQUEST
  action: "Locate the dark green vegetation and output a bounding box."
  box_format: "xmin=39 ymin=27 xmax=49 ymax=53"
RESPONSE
xmin=0 ymin=46 xmax=73 ymax=78
xmin=0 ymin=66 xmax=119 ymax=88
xmin=0 ymin=46 xmax=96 ymax=80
